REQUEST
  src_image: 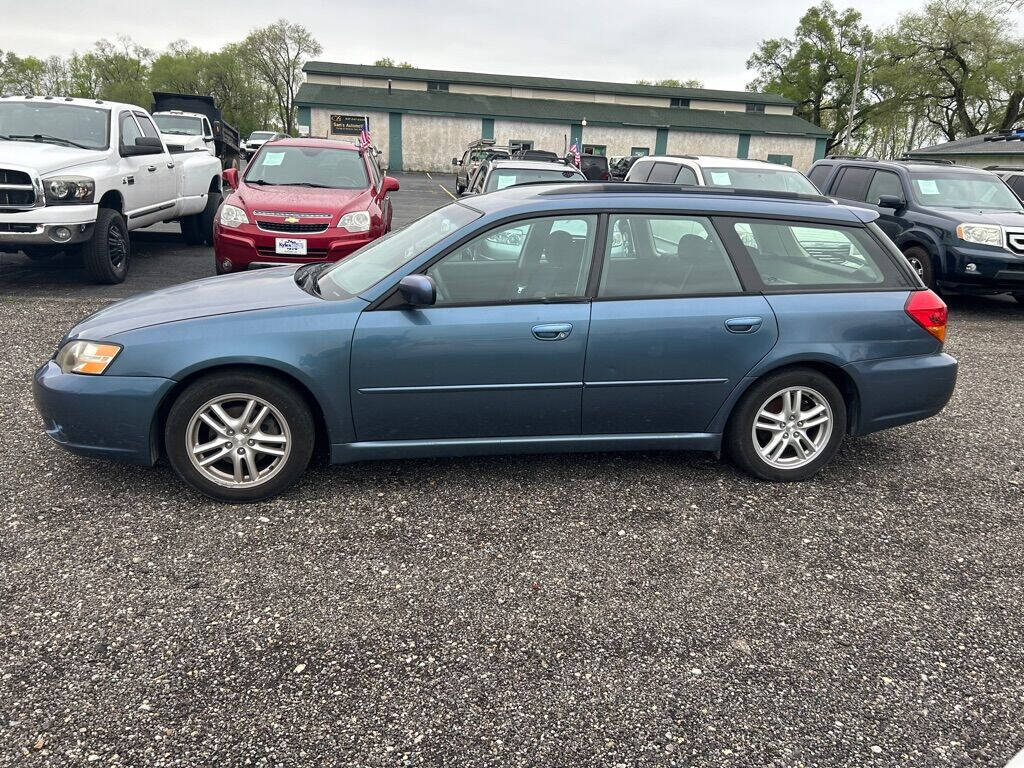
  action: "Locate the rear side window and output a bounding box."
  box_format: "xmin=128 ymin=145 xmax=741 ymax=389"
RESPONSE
xmin=627 ymin=159 xmax=655 ymax=182
xmin=599 ymin=214 xmax=742 ymax=298
xmin=832 ymin=167 xmax=873 ymax=201
xmin=728 ymin=219 xmax=906 ymax=289
xmin=807 ymin=164 xmax=833 ymax=190
xmin=675 ymin=166 xmax=698 ymax=185
xmin=648 ymin=162 xmax=683 ymax=183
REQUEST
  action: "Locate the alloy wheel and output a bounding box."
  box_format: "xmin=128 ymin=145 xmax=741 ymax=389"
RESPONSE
xmin=108 ymin=223 xmax=128 ymax=268
xmin=751 ymin=386 xmax=833 ymax=470
xmin=186 ymin=393 xmax=292 ymax=488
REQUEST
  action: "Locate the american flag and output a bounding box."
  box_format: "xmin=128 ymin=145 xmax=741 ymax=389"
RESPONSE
xmin=359 ymin=118 xmax=371 ymax=151
xmin=568 ymin=142 xmax=581 ymax=168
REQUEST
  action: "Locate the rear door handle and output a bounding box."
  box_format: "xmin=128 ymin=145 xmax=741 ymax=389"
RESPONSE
xmin=725 ymin=316 xmax=763 ymax=334
xmin=532 ymin=323 xmax=572 ymax=341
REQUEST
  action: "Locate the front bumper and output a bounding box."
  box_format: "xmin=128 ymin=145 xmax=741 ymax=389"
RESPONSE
xmin=844 ymin=352 xmax=958 ymax=435
xmin=32 ymin=360 xmax=175 ymax=465
xmin=213 ymin=224 xmax=377 ymax=270
xmin=0 ymin=204 xmax=98 ymax=250
xmin=940 ymin=244 xmax=1024 ymax=293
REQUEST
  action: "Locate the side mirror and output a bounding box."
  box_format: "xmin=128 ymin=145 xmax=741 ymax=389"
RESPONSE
xmin=397 ymin=274 xmax=436 ymax=307
xmin=121 ymin=136 xmax=163 ymax=157
xmin=222 ymin=168 xmax=239 ymax=190
xmin=877 ymin=194 xmax=906 ymax=210
xmin=381 ymin=176 xmax=400 ymax=194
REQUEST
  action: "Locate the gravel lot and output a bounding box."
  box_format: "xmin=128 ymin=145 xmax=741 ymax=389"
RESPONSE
xmin=2 ymin=173 xmax=1023 ymax=767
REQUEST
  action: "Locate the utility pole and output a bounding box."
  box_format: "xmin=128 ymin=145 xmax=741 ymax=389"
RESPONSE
xmin=844 ymin=50 xmax=865 ymax=151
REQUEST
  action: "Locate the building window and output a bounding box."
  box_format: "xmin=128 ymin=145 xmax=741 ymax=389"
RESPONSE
xmin=630 ymin=147 xmax=650 ymax=156
xmin=766 ymin=154 xmax=794 ymax=167
xmin=746 ymin=103 xmax=766 ymax=113
xmin=582 ymin=144 xmax=606 ymax=156
xmin=670 ymin=98 xmax=690 ymax=108
xmin=509 ymin=139 xmax=533 ymax=153
xmin=427 ymin=81 xmax=449 ymax=92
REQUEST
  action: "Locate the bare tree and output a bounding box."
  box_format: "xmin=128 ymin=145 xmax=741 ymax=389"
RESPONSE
xmin=242 ymin=20 xmax=321 ymax=134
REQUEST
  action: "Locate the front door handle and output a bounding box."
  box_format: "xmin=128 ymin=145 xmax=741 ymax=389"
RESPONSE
xmin=147 ymin=165 xmax=157 ymax=172
xmin=725 ymin=316 xmax=763 ymax=334
xmin=532 ymin=323 xmax=572 ymax=341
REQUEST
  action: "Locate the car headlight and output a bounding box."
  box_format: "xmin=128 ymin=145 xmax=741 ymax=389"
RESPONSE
xmin=338 ymin=210 xmax=371 ymax=232
xmin=219 ymin=204 xmax=249 ymax=228
xmin=55 ymin=340 xmax=122 ymax=375
xmin=43 ymin=176 xmax=95 ymax=205
xmin=956 ymin=223 xmax=1002 ymax=247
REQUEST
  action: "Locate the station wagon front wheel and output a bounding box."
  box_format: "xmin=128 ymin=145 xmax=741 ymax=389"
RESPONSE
xmin=165 ymin=372 xmax=314 ymax=502
xmin=726 ymin=369 xmax=846 ymax=482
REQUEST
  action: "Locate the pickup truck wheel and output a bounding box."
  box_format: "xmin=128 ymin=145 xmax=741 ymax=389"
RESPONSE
xmin=82 ymin=208 xmax=129 ymax=284
xmin=902 ymin=246 xmax=936 ymax=289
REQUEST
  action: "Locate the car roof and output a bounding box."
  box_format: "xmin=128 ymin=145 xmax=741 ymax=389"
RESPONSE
xmin=0 ymin=94 xmax=124 ymax=111
xmin=265 ymin=137 xmax=360 ymax=151
xmin=637 ymin=155 xmax=804 ymax=172
xmin=817 ymin=157 xmax=996 ymax=175
xmin=459 ymin=182 xmax=876 ymax=225
xmin=488 ymin=159 xmax=581 ymax=171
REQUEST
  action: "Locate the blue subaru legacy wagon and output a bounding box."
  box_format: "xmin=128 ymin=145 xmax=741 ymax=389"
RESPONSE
xmin=34 ymin=183 xmax=957 ymax=502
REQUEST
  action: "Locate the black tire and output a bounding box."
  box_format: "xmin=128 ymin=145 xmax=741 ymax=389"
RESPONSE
xmin=82 ymin=207 xmax=129 ymax=284
xmin=165 ymin=370 xmax=315 ymax=502
xmin=1012 ymin=293 xmax=1024 ymax=305
xmin=181 ymin=187 xmax=221 ymax=247
xmin=902 ymin=245 xmax=936 ymax=290
xmin=725 ymin=367 xmax=847 ymax=482
xmin=455 ymin=181 xmax=464 ymax=195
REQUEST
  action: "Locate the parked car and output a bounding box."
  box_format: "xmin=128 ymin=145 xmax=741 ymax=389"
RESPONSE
xmin=34 ymin=183 xmax=956 ymax=501
xmin=244 ymin=131 xmax=285 ymax=160
xmin=452 ymin=140 xmax=510 ymax=195
xmin=0 ymin=95 xmax=222 ymax=283
xmin=152 ymin=91 xmax=242 ymax=171
xmin=214 ymin=137 xmax=399 ymax=273
xmin=513 ymin=149 xmax=560 ymax=162
xmin=463 ymin=158 xmax=585 ymax=195
xmin=808 ymin=157 xmax=1024 ymax=301
xmin=626 ymin=155 xmax=820 ymax=194
xmin=575 ymin=154 xmax=611 ymax=181
xmin=987 ymin=166 xmax=1024 ymax=200
xmin=610 ymin=155 xmax=641 ymax=180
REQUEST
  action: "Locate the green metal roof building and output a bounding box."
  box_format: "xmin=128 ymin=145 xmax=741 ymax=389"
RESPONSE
xmin=295 ymin=62 xmax=829 ymax=173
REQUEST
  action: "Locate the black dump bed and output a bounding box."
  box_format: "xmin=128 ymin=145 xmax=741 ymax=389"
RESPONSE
xmin=152 ymin=91 xmax=240 ymax=167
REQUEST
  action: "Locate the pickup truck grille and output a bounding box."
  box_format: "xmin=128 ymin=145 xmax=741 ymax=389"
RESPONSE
xmin=257 ymin=220 xmax=329 ymax=233
xmin=0 ymin=168 xmax=36 ymax=207
xmin=1007 ymin=230 xmax=1024 ymax=255
xmin=0 ymin=223 xmax=38 ymax=233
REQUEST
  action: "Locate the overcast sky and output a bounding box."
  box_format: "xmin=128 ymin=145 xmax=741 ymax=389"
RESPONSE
xmin=6 ymin=0 xmax=931 ymax=91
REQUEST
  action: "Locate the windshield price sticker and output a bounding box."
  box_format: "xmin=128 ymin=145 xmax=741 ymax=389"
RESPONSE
xmin=263 ymin=152 xmax=285 ymax=167
xmin=710 ymin=171 xmax=732 ymax=185
xmin=916 ymin=179 xmax=940 ymax=195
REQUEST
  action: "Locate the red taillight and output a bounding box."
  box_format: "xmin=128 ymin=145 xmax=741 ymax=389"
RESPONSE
xmin=905 ymin=289 xmax=947 ymax=343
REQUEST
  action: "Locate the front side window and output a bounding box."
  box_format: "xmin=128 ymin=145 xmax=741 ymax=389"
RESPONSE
xmin=599 ymin=215 xmax=741 ymax=298
xmin=702 ymin=166 xmax=819 ymax=195
xmin=865 ymin=170 xmax=903 ymax=205
xmin=484 ymin=166 xmax=584 ymax=192
xmin=426 ymin=215 xmax=597 ymax=305
xmin=119 ymin=112 xmax=143 ymax=147
xmin=133 ymin=112 xmax=160 ymax=140
xmin=0 ymin=101 xmax=110 ymax=150
xmin=729 ymin=219 xmax=902 ymax=288
xmin=318 ymin=203 xmax=482 ymax=298
xmin=245 ymin=146 xmax=369 ymax=189
xmin=909 ymin=171 xmax=1023 ymax=212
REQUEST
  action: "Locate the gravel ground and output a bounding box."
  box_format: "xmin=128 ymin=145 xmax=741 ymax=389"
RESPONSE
xmin=2 ymin=175 xmax=1023 ymax=766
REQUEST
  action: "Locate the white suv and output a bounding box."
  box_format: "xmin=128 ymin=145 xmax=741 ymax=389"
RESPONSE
xmin=624 ymin=155 xmax=820 ymax=195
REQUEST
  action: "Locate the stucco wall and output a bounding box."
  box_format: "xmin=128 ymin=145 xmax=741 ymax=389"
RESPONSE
xmin=492 ymin=119 xmax=572 ymax=155
xmin=580 ymin=125 xmax=658 ymax=157
xmin=402 ymin=114 xmax=482 ymax=172
xmin=665 ymin=130 xmax=740 ymax=157
xmin=309 ymin=108 xmax=391 ymax=165
xmin=747 ymin=135 xmax=818 ymax=170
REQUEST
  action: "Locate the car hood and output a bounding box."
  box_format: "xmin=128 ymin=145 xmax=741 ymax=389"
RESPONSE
xmin=67 ymin=267 xmax=320 ymax=340
xmin=229 ymin=183 xmax=372 ymax=217
xmin=935 ymin=208 xmax=1024 ymax=226
xmin=0 ymin=140 xmax=105 ymax=175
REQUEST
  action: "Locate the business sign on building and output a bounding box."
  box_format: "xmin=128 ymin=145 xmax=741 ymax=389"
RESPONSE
xmin=331 ymin=114 xmax=366 ymax=136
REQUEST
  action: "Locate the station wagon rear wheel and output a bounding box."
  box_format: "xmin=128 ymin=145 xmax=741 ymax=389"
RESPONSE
xmin=726 ymin=368 xmax=846 ymax=482
xmin=165 ymin=372 xmax=314 ymax=502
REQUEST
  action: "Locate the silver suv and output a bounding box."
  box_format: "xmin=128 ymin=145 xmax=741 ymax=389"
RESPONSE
xmin=625 ymin=155 xmax=820 ymax=194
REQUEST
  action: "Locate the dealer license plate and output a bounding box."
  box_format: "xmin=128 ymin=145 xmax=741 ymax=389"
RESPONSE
xmin=275 ymin=238 xmax=307 ymax=256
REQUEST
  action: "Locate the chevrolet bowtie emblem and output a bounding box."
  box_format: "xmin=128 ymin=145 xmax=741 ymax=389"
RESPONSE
xmin=284 ymin=216 xmax=299 ymax=224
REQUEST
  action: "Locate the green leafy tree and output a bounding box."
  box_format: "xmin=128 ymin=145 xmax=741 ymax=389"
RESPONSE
xmin=0 ymin=51 xmax=46 ymax=93
xmin=373 ymin=57 xmax=414 ymax=68
xmin=635 ymin=78 xmax=705 ymax=88
xmin=241 ymin=20 xmax=322 ymax=135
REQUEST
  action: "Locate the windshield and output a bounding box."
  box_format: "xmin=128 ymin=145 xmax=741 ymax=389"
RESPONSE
xmin=0 ymin=102 xmax=109 ymax=150
xmin=909 ymin=171 xmax=1023 ymax=211
xmin=702 ymin=166 xmax=819 ymax=195
xmin=245 ymin=145 xmax=369 ymax=189
xmin=154 ymin=115 xmax=203 ymax=136
xmin=249 ymin=132 xmax=275 ymax=141
xmin=317 ymin=203 xmax=482 ymax=299
xmin=485 ymin=167 xmax=584 ymax=192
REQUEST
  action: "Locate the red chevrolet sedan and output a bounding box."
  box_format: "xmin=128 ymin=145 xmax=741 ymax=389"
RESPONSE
xmin=213 ymin=138 xmax=399 ymax=273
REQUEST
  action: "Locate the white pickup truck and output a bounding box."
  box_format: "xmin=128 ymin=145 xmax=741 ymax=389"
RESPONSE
xmin=0 ymin=96 xmax=222 ymax=283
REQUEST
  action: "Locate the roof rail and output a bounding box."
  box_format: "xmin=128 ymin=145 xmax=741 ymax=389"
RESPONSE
xmin=537 ymin=182 xmax=833 ymax=203
xmin=897 ymin=156 xmax=955 ymax=165
xmin=983 ymin=131 xmax=1024 ymax=142
xmin=825 ymin=154 xmax=880 ymax=161
xmin=984 ymin=165 xmax=1024 ymax=172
